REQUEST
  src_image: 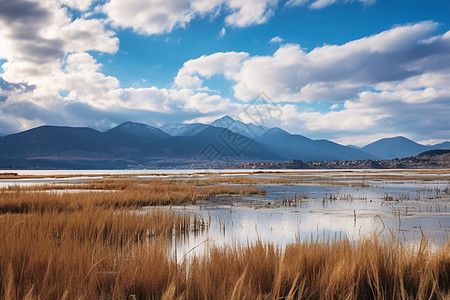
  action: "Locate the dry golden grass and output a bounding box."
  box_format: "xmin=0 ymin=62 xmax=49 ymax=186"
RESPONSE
xmin=187 ymin=174 xmax=433 ymax=188
xmin=0 ymin=176 xmax=449 ymax=299
xmin=184 ymin=238 xmax=450 ymax=299
xmin=188 ymin=175 xmax=370 ymax=187
xmin=199 ymin=185 xmax=263 ymax=196
xmin=0 ymin=173 xmax=170 ymax=180
xmin=0 ymin=207 xmax=192 ymax=299
xmin=1 ymin=212 xmax=449 ymax=300
xmin=0 ymin=179 xmax=266 ymax=214
xmin=0 ymin=186 xmax=196 ymax=214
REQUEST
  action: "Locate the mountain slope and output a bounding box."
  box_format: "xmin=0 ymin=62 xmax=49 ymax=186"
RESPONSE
xmin=362 ymin=136 xmax=428 ymax=159
xmin=0 ymin=126 xmax=118 ymax=168
xmin=256 ymin=128 xmax=375 ymax=161
xmin=0 ymin=123 xmax=280 ymax=169
xmin=107 ymin=122 xmax=171 ymax=139
xmin=0 ymin=126 xmax=107 ymax=157
xmin=211 ymin=116 xmax=268 ymax=138
xmin=1 ymin=119 xmax=448 ymax=169
xmin=430 ymin=142 xmax=450 ymax=150
xmin=187 ymin=126 xmax=280 ymax=160
xmin=160 ymin=123 xmax=210 ymax=137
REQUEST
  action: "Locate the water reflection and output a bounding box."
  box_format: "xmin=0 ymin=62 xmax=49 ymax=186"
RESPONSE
xmin=147 ymin=172 xmax=449 ymax=261
xmin=2 ymin=169 xmax=449 ymax=260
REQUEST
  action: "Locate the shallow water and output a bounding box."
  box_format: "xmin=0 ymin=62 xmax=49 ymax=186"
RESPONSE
xmin=159 ymin=197 xmax=449 ymax=261
xmin=148 ymin=170 xmax=449 ymax=260
xmin=2 ymin=169 xmax=449 ymax=260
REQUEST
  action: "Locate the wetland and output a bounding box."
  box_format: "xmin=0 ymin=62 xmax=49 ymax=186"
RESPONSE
xmin=0 ymin=169 xmax=449 ymax=299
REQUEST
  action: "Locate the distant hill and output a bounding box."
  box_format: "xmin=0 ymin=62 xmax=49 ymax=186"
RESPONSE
xmin=346 ymin=145 xmax=361 ymax=150
xmin=418 ymin=149 xmax=450 ymax=156
xmin=256 ymin=128 xmax=375 ymax=161
xmin=211 ymin=116 xmax=268 ymax=138
xmin=237 ymin=151 xmax=450 ymax=169
xmin=0 ymin=117 xmax=449 ymax=169
xmin=430 ymin=142 xmax=450 ymax=150
xmin=160 ymin=123 xmax=210 ymax=137
xmin=361 ymin=136 xmax=429 ymax=159
xmin=107 ymin=122 xmax=171 ymax=140
xmin=0 ymin=121 xmax=280 ymax=169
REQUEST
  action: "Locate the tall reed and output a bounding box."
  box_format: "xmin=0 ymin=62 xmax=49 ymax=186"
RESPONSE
xmin=0 ymin=177 xmax=448 ymax=299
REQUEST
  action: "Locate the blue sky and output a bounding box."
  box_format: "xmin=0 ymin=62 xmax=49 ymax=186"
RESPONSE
xmin=0 ymin=0 xmax=450 ymax=146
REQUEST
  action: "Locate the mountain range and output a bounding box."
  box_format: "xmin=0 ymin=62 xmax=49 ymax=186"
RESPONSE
xmin=0 ymin=116 xmax=449 ymax=169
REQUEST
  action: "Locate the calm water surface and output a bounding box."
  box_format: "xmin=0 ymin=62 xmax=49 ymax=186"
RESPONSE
xmin=2 ymin=169 xmax=449 ymax=259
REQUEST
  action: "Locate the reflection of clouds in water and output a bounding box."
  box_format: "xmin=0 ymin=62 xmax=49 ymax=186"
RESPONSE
xmin=297 ymin=212 xmax=382 ymax=240
xmin=172 ymin=208 xmax=385 ymax=261
xmin=172 ymin=205 xmax=449 ymax=262
xmin=2 ymin=169 xmax=448 ymax=261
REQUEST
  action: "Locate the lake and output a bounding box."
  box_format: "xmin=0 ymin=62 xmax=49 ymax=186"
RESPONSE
xmin=2 ymin=169 xmax=449 ymax=260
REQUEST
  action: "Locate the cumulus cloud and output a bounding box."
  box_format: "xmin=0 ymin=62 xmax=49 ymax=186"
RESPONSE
xmin=225 ymin=0 xmax=278 ymax=27
xmin=0 ymin=0 xmax=118 ymax=87
xmin=0 ymin=0 xmax=246 ymax=134
xmin=231 ymin=21 xmax=447 ymax=102
xmin=175 ymin=51 xmax=249 ymax=88
xmin=269 ymin=36 xmax=283 ymax=43
xmin=273 ymin=71 xmax=450 ymax=145
xmin=59 ymin=18 xmax=118 ymax=54
xmin=103 ymin=0 xmax=279 ymax=35
xmin=218 ymin=27 xmax=226 ymax=38
xmin=172 ymin=22 xmax=450 ymax=144
xmin=0 ymin=0 xmax=121 ymax=131
xmin=184 ymin=92 xmax=235 ymax=113
xmin=58 ymin=0 xmax=94 ymax=11
xmin=330 ymin=104 xmax=339 ymax=110
xmin=1 ymin=3 xmax=449 ymax=147
xmin=286 ymin=0 xmax=375 ymax=9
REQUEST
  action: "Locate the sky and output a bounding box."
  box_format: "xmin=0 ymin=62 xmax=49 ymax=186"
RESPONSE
xmin=0 ymin=0 xmax=449 ymax=146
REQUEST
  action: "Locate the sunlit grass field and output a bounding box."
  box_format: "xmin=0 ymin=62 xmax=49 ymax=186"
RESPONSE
xmin=0 ymin=174 xmax=449 ymax=299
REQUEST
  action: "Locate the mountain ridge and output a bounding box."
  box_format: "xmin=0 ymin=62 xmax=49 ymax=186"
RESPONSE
xmin=0 ymin=118 xmax=449 ymax=169
xmin=362 ymin=136 xmax=429 ymax=159
xmin=160 ymin=123 xmax=210 ymax=137
xmin=0 ymin=121 xmax=280 ymax=169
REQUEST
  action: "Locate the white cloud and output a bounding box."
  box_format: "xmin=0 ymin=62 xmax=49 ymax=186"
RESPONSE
xmin=103 ymin=0 xmax=203 ymax=35
xmin=113 ymin=87 xmax=174 ymax=112
xmin=233 ymin=43 xmax=306 ymax=101
xmin=58 ymin=53 xmax=120 ymax=107
xmin=0 ymin=0 xmax=118 ymax=87
xmin=103 ymin=0 xmax=279 ymax=35
xmin=285 ymin=0 xmax=309 ymax=7
xmin=173 ymin=22 xmax=450 ymax=144
xmin=1 ymin=3 xmax=449 ymax=148
xmin=218 ymin=27 xmax=226 ymax=38
xmin=0 ymin=0 xmax=178 ymax=131
xmin=0 ymin=0 xmax=123 ymax=134
xmin=274 ymin=81 xmax=450 ymax=145
xmin=184 ymin=92 xmax=235 ymax=113
xmin=225 ymin=0 xmax=278 ymax=27
xmin=58 ymin=0 xmax=94 ymax=11
xmin=59 ymin=18 xmax=119 ymax=54
xmin=309 ymin=0 xmax=336 ymax=9
xmin=231 ymin=21 xmax=444 ymax=102
xmin=286 ymin=0 xmax=375 ymax=9
xmin=0 ymin=0 xmax=243 ymax=133
xmin=269 ymin=36 xmax=283 ymax=43
xmin=418 ymin=138 xmax=449 ymax=146
xmin=175 ymin=51 xmax=249 ymax=88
